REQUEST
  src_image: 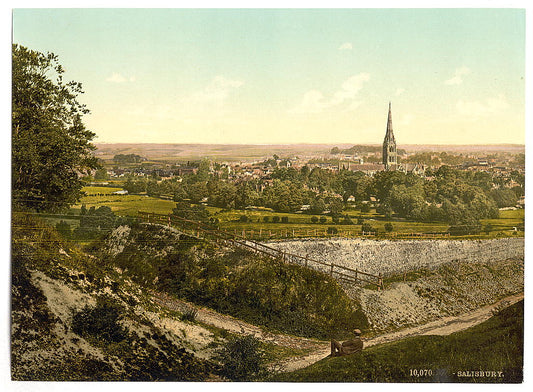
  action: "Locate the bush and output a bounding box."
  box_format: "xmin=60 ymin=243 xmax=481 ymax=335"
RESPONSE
xmin=272 ymin=216 xmax=280 ymax=223
xmin=357 ymin=218 xmax=364 ymax=225
xmin=263 ymin=216 xmax=269 ymax=223
xmin=359 ymin=203 xmax=371 ymax=213
xmin=384 ymin=223 xmax=393 ymax=232
xmin=216 ymin=335 xmax=267 ymax=381
xmin=72 ymin=297 xmax=127 ymax=343
xmin=239 ymin=215 xmax=248 ymax=223
xmin=448 ymin=222 xmax=481 ymax=236
xmin=319 ymin=216 xmax=327 ymax=224
xmin=281 ymin=216 xmax=289 ymax=223
xmin=311 ymin=216 xmax=318 ymax=224
xmin=55 ymin=220 xmax=71 ymax=238
xmin=361 ymin=223 xmax=375 ymax=233
xmin=341 ymin=215 xmax=353 ymax=225
xmin=327 ymin=227 xmax=338 ymax=235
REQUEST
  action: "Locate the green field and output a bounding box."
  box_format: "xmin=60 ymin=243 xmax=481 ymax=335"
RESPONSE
xmin=74 ymin=194 xmax=176 ymax=216
xmin=71 ymin=192 xmax=524 ymax=239
xmin=82 ymin=186 xmax=125 ymax=195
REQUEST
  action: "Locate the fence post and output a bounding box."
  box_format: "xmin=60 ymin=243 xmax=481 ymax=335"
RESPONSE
xmin=304 ymin=254 xmax=308 ymax=268
xmin=330 ymin=264 xmax=334 ymax=276
xmin=378 ymin=273 xmax=383 ymax=291
xmin=355 ymin=269 xmax=358 ymax=282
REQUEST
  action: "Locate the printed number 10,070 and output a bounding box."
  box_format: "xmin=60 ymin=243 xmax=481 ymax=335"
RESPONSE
xmin=410 ymin=369 xmax=433 ymax=377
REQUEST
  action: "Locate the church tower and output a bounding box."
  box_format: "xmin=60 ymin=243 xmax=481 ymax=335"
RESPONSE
xmin=382 ymin=102 xmax=398 ymax=170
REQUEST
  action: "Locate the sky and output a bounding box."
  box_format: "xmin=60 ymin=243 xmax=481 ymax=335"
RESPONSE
xmin=12 ymin=7 xmax=526 ymax=145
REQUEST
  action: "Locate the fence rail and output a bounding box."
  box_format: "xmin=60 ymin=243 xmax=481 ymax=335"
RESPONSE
xmin=137 ymin=211 xmax=384 ymax=290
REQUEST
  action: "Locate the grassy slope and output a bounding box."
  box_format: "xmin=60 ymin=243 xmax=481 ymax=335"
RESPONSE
xmin=11 ymin=213 xmax=215 ymax=381
xmin=272 ymin=300 xmax=523 ymax=383
xmin=96 ymin=223 xmax=367 ymax=340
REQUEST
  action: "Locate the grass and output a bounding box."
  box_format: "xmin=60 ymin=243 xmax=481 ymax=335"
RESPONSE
xmin=71 ymin=193 xmax=524 ymax=239
xmin=74 ymin=194 xmax=176 ymax=216
xmin=82 ymin=186 xmax=124 ymax=195
xmin=270 ymin=300 xmax=523 ymax=383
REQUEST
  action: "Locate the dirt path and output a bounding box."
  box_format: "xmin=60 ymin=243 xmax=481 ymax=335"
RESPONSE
xmin=151 ymin=291 xmax=523 ymax=373
xmin=151 ymin=291 xmax=325 ymax=351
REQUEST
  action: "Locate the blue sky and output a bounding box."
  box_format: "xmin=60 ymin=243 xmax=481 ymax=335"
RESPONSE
xmin=12 ymin=8 xmax=526 ymax=144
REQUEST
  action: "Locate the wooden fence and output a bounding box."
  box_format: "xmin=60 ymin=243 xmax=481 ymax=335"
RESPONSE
xmin=137 ymin=211 xmax=384 ymax=290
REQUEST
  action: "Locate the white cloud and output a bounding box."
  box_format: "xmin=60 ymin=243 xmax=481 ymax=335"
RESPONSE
xmin=106 ymin=73 xmax=135 ymax=83
xmin=456 ymin=95 xmax=509 ymax=117
xmin=290 ymin=73 xmax=370 ymax=114
xmin=191 ymin=75 xmax=244 ymax=103
xmin=338 ymin=42 xmax=353 ymax=51
xmin=444 ymin=66 xmax=471 ymax=85
xmin=395 ymin=88 xmax=405 ymax=96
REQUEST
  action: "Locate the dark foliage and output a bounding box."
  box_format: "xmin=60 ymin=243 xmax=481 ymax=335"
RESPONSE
xmin=72 ymin=297 xmax=127 ymax=343
xmin=12 ymin=44 xmax=98 ymax=212
xmin=216 ymin=335 xmax=266 ymax=381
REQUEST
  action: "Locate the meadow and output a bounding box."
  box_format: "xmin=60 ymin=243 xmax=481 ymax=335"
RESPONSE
xmin=71 ymin=186 xmax=524 ymax=239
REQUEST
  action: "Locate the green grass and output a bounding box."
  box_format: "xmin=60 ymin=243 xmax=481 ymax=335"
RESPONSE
xmin=71 ymin=193 xmax=524 ymax=239
xmin=480 ymin=209 xmax=525 ymax=234
xmin=82 ymin=186 xmax=124 ymax=195
xmin=74 ymin=194 xmax=176 ymax=216
xmin=271 ymin=300 xmax=523 ymax=383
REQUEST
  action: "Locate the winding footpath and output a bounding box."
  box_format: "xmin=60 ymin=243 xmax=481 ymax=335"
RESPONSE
xmin=151 ymin=291 xmax=524 ymax=373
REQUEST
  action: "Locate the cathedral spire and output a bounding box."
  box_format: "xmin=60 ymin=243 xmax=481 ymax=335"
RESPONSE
xmin=385 ymin=102 xmax=395 ymax=143
xmin=383 ymin=102 xmax=398 ymax=170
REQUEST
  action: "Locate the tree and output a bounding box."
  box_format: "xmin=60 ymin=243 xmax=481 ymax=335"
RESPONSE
xmin=12 ymin=44 xmax=98 ymax=212
xmin=384 ymin=223 xmax=393 ymax=232
xmin=94 ymin=168 xmax=108 ymax=181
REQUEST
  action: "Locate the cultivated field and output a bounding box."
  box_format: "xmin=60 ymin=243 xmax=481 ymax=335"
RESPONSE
xmin=69 ymin=187 xmax=525 ymax=240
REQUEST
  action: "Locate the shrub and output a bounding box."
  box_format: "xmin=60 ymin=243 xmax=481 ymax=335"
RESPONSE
xmin=357 ymin=218 xmax=364 ymax=225
xmin=281 ymin=216 xmax=289 ymax=223
xmin=272 ymin=216 xmax=280 ymax=223
xmin=341 ymin=215 xmax=353 ymax=225
xmin=216 ymin=335 xmax=266 ymax=381
xmin=361 ymin=223 xmax=375 ymax=233
xmin=311 ymin=216 xmax=318 ymax=224
xmin=327 ymin=227 xmax=338 ymax=235
xmin=263 ymin=216 xmax=269 ymax=223
xmin=239 ymin=215 xmax=248 ymax=223
xmin=319 ymin=216 xmax=327 ymax=224
xmin=359 ymin=203 xmax=371 ymax=213
xmin=72 ymin=297 xmax=127 ymax=343
xmin=55 ymin=220 xmax=71 ymax=238
xmin=448 ymin=222 xmax=481 ymax=236
xmin=384 ymin=223 xmax=393 ymax=232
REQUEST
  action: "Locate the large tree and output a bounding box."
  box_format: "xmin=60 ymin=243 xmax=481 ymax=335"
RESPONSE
xmin=12 ymin=44 xmax=98 ymax=212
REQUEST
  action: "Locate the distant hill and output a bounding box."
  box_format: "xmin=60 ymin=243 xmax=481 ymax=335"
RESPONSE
xmin=94 ymin=143 xmax=524 ymax=162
